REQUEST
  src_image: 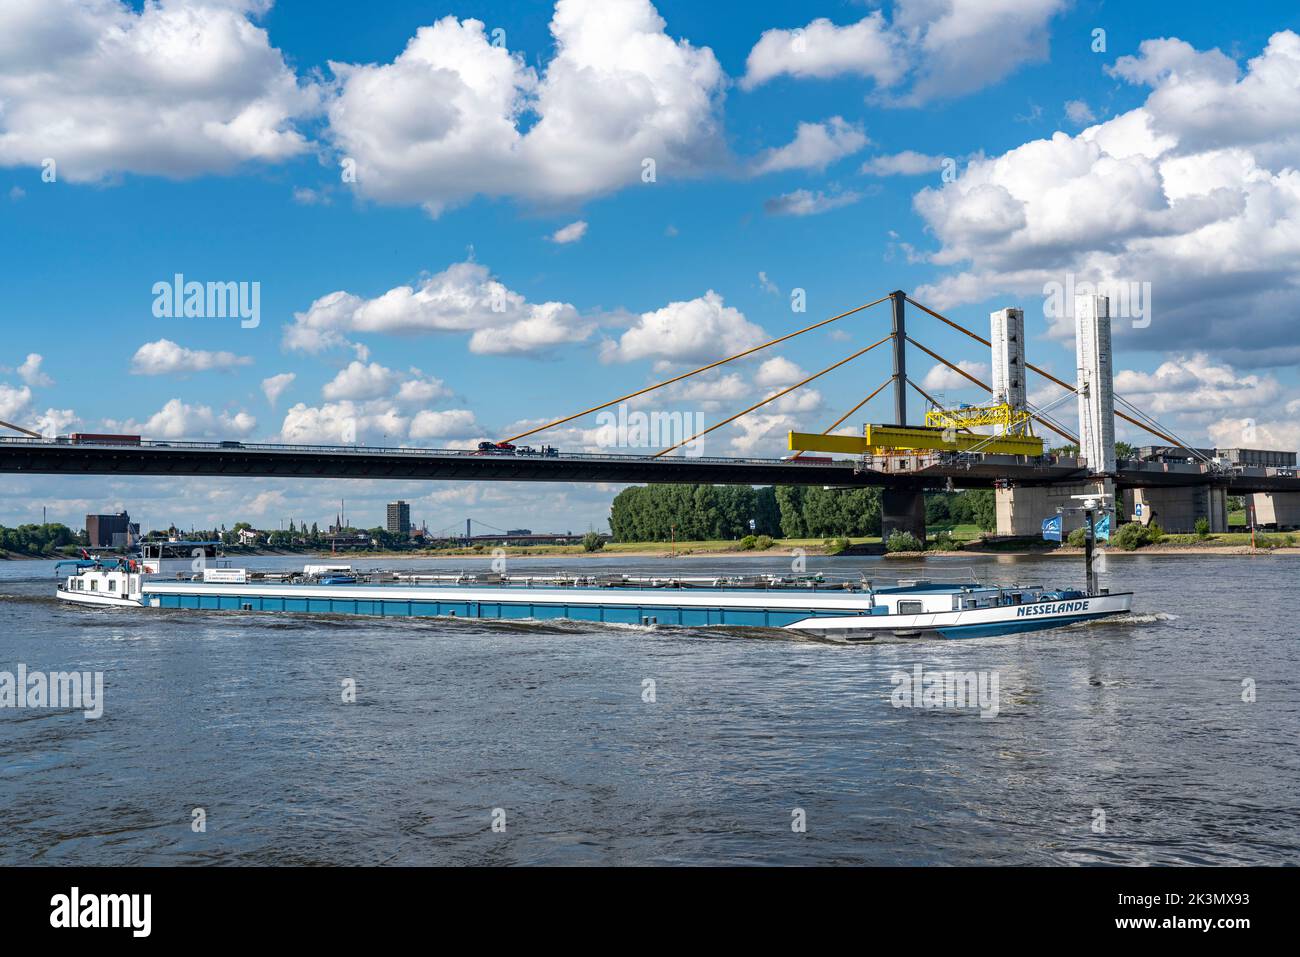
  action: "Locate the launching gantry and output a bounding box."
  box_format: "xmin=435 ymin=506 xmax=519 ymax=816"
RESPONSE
xmin=790 ymin=306 xmax=1045 ymax=459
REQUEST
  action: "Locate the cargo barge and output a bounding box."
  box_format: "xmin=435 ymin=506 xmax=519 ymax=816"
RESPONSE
xmin=54 ymin=553 xmax=1132 ymax=640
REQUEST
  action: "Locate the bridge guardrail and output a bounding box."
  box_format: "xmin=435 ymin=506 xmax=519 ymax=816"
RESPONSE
xmin=0 ymin=436 xmax=852 ymax=468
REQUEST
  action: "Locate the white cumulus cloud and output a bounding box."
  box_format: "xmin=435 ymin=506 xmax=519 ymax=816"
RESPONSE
xmin=921 ymin=360 xmax=990 ymax=392
xmin=741 ymin=13 xmax=902 ymax=91
xmin=0 ymin=378 xmax=74 ymax=437
xmin=754 ymin=356 xmax=805 ymax=388
xmin=548 ymin=220 xmax=588 ymax=244
xmin=105 ymin=398 xmax=257 ymax=439
xmin=861 ymin=150 xmax=944 ymax=176
xmin=322 ymin=361 xmax=453 ymax=404
xmin=261 ymin=372 xmax=296 ymax=407
xmin=0 ymin=383 xmax=33 ymax=421
xmin=741 ymin=1 xmax=1068 ymax=104
xmin=324 ymin=0 xmax=726 ymax=216
xmin=130 ymin=339 xmax=253 ymax=375
xmin=278 ymin=400 xmax=479 ymax=446
xmin=285 ymin=260 xmax=594 ymax=358
xmin=0 ymin=0 xmax=318 ymax=182
xmin=751 ymin=117 xmax=868 ymax=175
xmin=600 ymin=291 xmax=767 ymax=364
xmin=911 ymin=30 xmax=1300 ymax=365
xmin=16 ymin=353 xmax=53 ymax=387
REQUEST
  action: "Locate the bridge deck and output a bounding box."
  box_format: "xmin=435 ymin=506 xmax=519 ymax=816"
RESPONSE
xmin=2 ymin=438 xmax=1297 ymax=493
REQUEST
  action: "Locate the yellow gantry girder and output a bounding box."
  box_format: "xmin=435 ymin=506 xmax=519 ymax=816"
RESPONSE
xmin=923 ymin=401 xmax=1035 ymax=435
xmin=788 ymin=424 xmax=1045 ymax=457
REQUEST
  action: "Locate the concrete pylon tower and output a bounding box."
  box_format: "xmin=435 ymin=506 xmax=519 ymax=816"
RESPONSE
xmin=1075 ymin=295 xmax=1116 ymax=475
xmin=990 ymin=307 xmax=1026 ymax=413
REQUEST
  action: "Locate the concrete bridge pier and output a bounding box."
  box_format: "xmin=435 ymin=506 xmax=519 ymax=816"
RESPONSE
xmin=1251 ymin=491 xmax=1300 ymax=529
xmin=882 ymin=487 xmax=927 ymax=543
xmin=1125 ymin=487 xmax=1228 ymax=533
xmin=995 ymin=482 xmax=1110 ymax=536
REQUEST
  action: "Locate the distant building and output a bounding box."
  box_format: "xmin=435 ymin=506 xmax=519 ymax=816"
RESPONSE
xmin=386 ymin=501 xmax=411 ymax=537
xmin=86 ymin=511 xmax=139 ymax=549
xmin=237 ymin=528 xmax=263 ymax=546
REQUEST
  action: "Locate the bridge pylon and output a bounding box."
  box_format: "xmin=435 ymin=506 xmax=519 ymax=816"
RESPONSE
xmin=889 ymin=290 xmax=908 ymax=426
xmin=1075 ymin=294 xmax=1116 ymax=475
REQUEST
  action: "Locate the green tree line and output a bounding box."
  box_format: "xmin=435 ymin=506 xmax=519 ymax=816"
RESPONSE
xmin=0 ymin=523 xmax=82 ymax=556
xmin=608 ymin=485 xmax=996 ymax=542
xmin=774 ymin=487 xmax=883 ymax=537
xmin=608 ymin=485 xmax=780 ymax=541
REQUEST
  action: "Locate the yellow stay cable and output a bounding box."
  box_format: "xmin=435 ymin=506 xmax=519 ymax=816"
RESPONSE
xmin=653 ymin=334 xmax=892 ymax=458
xmin=498 ymin=295 xmax=892 ymax=444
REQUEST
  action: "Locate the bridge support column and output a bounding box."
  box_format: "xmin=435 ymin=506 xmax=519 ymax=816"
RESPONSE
xmin=1125 ymin=486 xmax=1227 ymax=533
xmin=996 ymin=481 xmax=1107 ymax=536
xmin=881 ymin=487 xmax=926 ymax=543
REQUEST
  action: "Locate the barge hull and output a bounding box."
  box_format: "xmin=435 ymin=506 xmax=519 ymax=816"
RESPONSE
xmin=133 ymin=583 xmax=1133 ymax=638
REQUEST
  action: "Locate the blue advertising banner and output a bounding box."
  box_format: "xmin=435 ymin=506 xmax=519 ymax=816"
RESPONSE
xmin=1042 ymin=515 xmax=1062 ymax=542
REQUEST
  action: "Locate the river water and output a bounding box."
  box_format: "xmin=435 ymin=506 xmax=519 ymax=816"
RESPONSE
xmin=0 ymin=552 xmax=1296 ymax=865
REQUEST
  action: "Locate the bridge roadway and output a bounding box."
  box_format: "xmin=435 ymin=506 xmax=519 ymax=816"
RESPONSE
xmin=2 ymin=437 xmax=1298 ymax=494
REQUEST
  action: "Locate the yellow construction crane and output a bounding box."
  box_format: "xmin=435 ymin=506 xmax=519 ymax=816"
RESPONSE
xmin=923 ymin=401 xmax=1034 ymax=435
xmin=789 ymin=402 xmax=1044 ymax=457
xmin=789 ymin=426 xmax=1044 ymax=457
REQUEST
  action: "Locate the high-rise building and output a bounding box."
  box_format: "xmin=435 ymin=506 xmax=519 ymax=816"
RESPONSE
xmin=386 ymin=501 xmax=411 ymax=537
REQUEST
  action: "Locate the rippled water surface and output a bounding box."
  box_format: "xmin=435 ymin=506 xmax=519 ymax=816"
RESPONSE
xmin=1 ymin=552 xmax=1296 ymax=865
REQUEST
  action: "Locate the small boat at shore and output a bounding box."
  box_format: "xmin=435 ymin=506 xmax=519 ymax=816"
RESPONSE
xmin=55 ymin=551 xmax=1132 ymax=640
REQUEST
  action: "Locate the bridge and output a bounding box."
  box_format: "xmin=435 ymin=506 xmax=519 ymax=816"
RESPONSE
xmin=3 ymin=291 xmax=1298 ymax=537
xmin=0 ymin=436 xmax=1295 ymax=493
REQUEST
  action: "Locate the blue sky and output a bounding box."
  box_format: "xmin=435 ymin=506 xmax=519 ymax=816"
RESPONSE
xmin=3 ymin=0 xmax=1300 ymax=534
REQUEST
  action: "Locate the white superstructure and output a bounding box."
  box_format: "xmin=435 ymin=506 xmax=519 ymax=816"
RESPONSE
xmin=56 ymin=565 xmax=146 ymax=607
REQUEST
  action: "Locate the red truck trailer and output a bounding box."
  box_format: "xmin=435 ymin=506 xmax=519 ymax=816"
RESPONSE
xmin=69 ymin=433 xmax=142 ymax=445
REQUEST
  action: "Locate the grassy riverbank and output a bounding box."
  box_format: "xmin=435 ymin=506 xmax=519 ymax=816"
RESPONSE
xmin=312 ymin=527 xmax=1300 ymax=561
xmin=7 ymin=529 xmax=1295 ymax=562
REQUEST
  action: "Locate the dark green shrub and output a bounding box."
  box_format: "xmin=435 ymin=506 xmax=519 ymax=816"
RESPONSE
xmin=1112 ymin=522 xmax=1149 ymax=551
xmin=886 ymin=530 xmax=923 ymax=553
xmin=823 ymin=536 xmax=851 ymax=555
xmin=929 ymin=531 xmax=957 ymax=551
